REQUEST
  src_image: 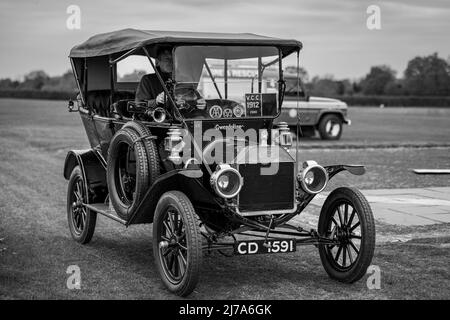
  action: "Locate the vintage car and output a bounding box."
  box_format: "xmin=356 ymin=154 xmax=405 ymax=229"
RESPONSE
xmin=274 ymin=74 xmax=351 ymax=140
xmin=64 ymin=29 xmax=375 ymax=297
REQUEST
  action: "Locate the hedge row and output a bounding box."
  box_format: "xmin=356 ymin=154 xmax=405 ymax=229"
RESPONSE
xmin=1 ymin=90 xmax=450 ymax=107
xmin=335 ymin=95 xmax=450 ymax=107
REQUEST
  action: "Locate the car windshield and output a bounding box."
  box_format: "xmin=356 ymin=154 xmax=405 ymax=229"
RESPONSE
xmin=173 ymin=45 xmax=281 ymax=120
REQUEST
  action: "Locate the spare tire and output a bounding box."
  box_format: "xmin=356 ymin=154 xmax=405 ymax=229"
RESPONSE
xmin=122 ymin=121 xmax=160 ymax=186
xmin=107 ymin=124 xmax=159 ymax=221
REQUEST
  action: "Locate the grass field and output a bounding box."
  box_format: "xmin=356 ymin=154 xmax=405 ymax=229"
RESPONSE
xmin=302 ymin=106 xmax=450 ymax=147
xmin=0 ymin=98 xmax=449 ymax=299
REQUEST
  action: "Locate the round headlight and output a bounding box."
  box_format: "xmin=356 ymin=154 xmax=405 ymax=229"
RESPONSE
xmin=299 ymin=161 xmax=328 ymax=194
xmin=210 ymin=164 xmax=243 ymax=199
xmin=217 ymin=174 xmax=229 ymax=189
xmin=304 ymin=170 xmax=315 ymax=185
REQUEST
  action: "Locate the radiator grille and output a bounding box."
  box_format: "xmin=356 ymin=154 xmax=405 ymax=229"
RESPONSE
xmin=237 ymin=162 xmax=294 ymax=213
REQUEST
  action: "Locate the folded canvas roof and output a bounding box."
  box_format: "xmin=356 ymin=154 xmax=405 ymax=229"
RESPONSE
xmin=69 ymin=29 xmax=302 ymax=58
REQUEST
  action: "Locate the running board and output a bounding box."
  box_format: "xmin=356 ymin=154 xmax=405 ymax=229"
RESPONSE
xmin=84 ymin=203 xmax=127 ymax=225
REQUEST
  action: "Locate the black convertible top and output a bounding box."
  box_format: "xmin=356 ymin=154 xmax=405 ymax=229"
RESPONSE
xmin=69 ymin=29 xmax=302 ymax=58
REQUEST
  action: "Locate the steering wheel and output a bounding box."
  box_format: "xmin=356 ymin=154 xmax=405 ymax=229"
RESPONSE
xmin=174 ymin=85 xmax=206 ymax=112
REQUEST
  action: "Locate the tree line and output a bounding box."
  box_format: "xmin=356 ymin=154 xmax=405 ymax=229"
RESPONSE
xmin=0 ymin=52 xmax=449 ymax=99
xmin=300 ymin=52 xmax=450 ymax=97
xmin=0 ymin=70 xmax=77 ymax=92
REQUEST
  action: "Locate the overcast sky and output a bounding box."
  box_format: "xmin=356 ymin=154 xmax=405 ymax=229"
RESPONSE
xmin=0 ymin=0 xmax=449 ymax=80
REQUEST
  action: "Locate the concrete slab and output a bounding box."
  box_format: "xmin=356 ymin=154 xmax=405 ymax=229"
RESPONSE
xmin=296 ymin=187 xmax=450 ymax=227
xmin=424 ymin=187 xmax=450 ymax=195
xmin=361 ymin=187 xmax=450 ymax=225
xmin=365 ymin=195 xmax=450 ymax=206
xmin=363 ymin=188 xmax=450 ymax=200
xmin=373 ymin=208 xmax=437 ymax=226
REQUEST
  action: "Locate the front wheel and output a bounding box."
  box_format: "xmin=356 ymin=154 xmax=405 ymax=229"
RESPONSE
xmin=318 ymin=187 xmax=375 ymax=283
xmin=153 ymin=191 xmax=202 ymax=297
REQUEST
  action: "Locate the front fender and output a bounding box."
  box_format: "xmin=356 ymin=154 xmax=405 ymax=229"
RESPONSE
xmin=127 ymin=169 xmax=221 ymax=225
xmin=325 ymin=164 xmax=365 ymax=180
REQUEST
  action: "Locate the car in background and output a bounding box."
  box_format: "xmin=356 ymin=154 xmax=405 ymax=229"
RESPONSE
xmin=275 ymin=74 xmax=351 ymax=140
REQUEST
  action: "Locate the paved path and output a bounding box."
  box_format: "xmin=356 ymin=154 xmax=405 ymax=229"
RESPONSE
xmin=303 ymin=187 xmax=450 ymax=226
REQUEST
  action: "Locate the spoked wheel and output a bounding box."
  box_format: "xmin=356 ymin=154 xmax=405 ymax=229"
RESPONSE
xmin=67 ymin=166 xmax=97 ymax=244
xmin=318 ymin=187 xmax=375 ymax=283
xmin=153 ymin=191 xmax=202 ymax=297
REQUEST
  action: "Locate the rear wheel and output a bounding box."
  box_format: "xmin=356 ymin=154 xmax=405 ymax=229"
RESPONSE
xmin=67 ymin=166 xmax=97 ymax=244
xmin=318 ymin=187 xmax=375 ymax=283
xmin=153 ymin=191 xmax=202 ymax=297
xmin=318 ymin=114 xmax=343 ymax=140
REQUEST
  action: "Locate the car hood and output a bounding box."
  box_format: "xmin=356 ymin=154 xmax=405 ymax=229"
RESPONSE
xmin=308 ymin=96 xmax=342 ymax=104
xmin=282 ymin=96 xmax=347 ymax=109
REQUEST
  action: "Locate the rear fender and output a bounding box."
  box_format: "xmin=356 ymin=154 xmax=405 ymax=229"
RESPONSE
xmin=63 ymin=149 xmax=106 ymax=188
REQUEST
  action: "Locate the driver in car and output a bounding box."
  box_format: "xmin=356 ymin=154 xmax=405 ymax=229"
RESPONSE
xmin=136 ymin=46 xmax=207 ymax=117
xmin=135 ymin=46 xmax=173 ymax=107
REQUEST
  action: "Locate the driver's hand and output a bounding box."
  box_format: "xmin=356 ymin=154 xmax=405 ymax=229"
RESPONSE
xmin=156 ymin=92 xmax=165 ymax=105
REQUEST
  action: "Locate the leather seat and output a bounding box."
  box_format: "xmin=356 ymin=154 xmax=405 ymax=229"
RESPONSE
xmin=86 ymin=90 xmax=111 ymax=117
xmin=86 ymin=90 xmax=134 ymax=117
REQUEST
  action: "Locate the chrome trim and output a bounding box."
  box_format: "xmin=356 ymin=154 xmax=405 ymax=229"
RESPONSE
xmin=235 ymin=201 xmax=299 ymax=217
xmin=149 ymin=106 xmax=166 ymax=123
xmin=298 ymin=160 xmax=328 ymax=194
xmin=210 ymin=164 xmax=244 ymax=199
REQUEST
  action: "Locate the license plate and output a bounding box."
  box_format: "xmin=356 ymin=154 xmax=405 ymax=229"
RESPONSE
xmin=234 ymin=239 xmax=296 ymax=255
